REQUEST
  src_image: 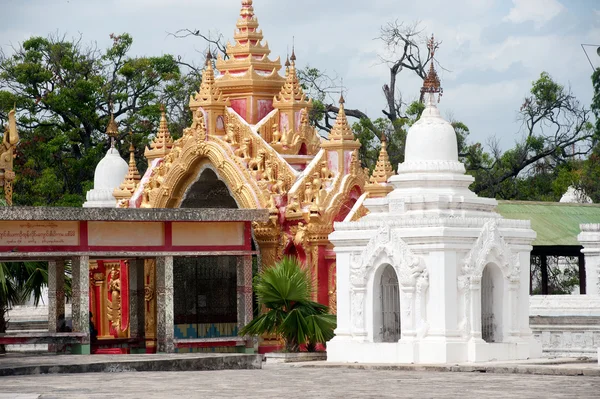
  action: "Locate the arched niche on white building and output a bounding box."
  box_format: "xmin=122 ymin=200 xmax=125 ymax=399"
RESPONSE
xmin=352 ymin=226 xmax=429 ymax=344
xmin=461 ymin=221 xmax=521 ymax=345
xmin=371 ymin=264 xmax=401 ymax=343
xmin=481 ymin=263 xmax=504 ymax=343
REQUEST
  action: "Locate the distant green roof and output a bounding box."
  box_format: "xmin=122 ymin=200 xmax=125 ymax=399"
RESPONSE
xmin=497 ymin=201 xmax=600 ymax=246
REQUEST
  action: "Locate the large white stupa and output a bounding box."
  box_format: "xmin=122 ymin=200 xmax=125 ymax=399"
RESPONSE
xmin=327 ymin=48 xmax=541 ymax=363
xmin=83 ymin=114 xmax=128 ymax=208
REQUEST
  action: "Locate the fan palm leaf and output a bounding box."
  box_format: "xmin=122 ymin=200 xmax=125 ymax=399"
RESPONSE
xmin=239 ymin=256 xmax=336 ymax=352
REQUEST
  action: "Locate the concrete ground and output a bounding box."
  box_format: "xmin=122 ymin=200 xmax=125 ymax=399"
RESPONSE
xmin=0 ymin=361 xmax=599 ymax=399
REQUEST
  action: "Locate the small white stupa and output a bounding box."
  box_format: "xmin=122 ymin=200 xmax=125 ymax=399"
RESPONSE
xmin=327 ymin=36 xmax=541 ymax=364
xmin=560 ymin=185 xmax=592 ymax=204
xmin=83 ymin=113 xmax=128 ymax=208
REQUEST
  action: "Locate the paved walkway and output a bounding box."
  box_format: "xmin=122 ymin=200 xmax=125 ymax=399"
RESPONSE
xmin=0 ymin=353 xmax=261 ymax=376
xmin=0 ymin=363 xmax=599 ymax=398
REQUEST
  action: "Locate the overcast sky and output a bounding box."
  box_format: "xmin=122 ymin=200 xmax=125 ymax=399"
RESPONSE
xmin=2 ymin=0 xmax=599 ymax=150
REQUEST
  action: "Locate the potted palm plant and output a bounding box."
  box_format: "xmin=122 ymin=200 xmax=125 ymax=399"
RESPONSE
xmin=240 ymin=256 xmax=336 ymax=361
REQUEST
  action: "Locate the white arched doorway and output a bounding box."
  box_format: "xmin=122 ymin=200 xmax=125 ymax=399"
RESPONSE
xmin=481 ymin=263 xmax=504 ymax=343
xmin=376 ymin=265 xmax=400 ymax=342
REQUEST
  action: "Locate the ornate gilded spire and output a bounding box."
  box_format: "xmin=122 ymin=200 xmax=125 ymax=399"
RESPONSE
xmin=371 ymin=136 xmax=394 ymax=183
xmin=365 ymin=134 xmax=395 ymax=197
xmin=216 ymin=0 xmax=282 ymax=75
xmin=145 ymin=105 xmax=174 ymax=161
xmin=214 ymin=0 xmax=284 ymax=124
xmin=273 ymin=50 xmax=310 ymax=108
xmin=114 ymin=131 xmax=141 ymax=201
xmin=420 ymin=34 xmax=443 ymax=103
xmin=328 ymin=95 xmax=354 ymax=141
xmin=189 ymin=51 xmax=228 ymax=112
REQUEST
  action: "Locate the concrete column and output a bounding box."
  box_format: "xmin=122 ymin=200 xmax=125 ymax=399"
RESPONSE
xmin=507 ymin=281 xmax=520 ymax=339
xmin=578 ymin=224 xmax=600 ymax=296
xmin=426 ymin=251 xmax=458 ymax=337
xmin=71 ymin=255 xmax=90 ymax=354
xmin=156 ymin=256 xmax=174 ymax=353
xmin=47 ymin=260 xmax=65 ymax=333
xmin=236 ymin=255 xmax=253 ymax=331
xmin=47 ymin=259 xmax=65 ymax=353
xmin=332 ymin=251 xmax=351 ymax=337
xmin=468 ymin=281 xmax=482 ymax=341
xmin=129 ymin=258 xmax=146 ymax=352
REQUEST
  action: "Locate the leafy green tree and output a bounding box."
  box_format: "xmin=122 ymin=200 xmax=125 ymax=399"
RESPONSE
xmin=465 ymin=72 xmax=594 ymax=199
xmin=239 ymin=256 xmax=336 ymax=352
xmin=0 ymin=33 xmax=186 ymax=206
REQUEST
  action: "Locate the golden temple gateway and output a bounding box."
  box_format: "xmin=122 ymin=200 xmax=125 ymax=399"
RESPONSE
xmin=115 ymin=0 xmax=393 ymax=321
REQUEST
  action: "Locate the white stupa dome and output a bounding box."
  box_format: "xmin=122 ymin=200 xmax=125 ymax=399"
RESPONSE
xmin=404 ymin=95 xmax=458 ymax=163
xmin=559 ymin=185 xmax=593 ymax=204
xmin=83 ymin=147 xmax=129 ymax=208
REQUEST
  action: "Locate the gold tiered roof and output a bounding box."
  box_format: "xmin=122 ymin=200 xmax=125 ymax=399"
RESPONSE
xmin=273 ymin=50 xmax=311 ymax=109
xmin=189 ymin=52 xmax=229 ymax=111
xmin=145 ymin=105 xmax=174 ymax=160
xmin=365 ymin=135 xmax=395 ymax=197
xmin=215 ymin=0 xmax=284 ymax=94
xmin=114 ymin=132 xmax=142 ymax=201
xmin=216 ymin=0 xmax=282 ymax=75
xmin=328 ymin=95 xmax=355 ymax=141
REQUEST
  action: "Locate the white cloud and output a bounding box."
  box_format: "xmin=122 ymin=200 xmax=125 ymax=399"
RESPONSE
xmin=503 ymin=0 xmax=565 ymax=28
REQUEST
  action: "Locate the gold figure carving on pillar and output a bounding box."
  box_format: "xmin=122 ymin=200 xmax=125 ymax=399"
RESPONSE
xmin=107 ymin=265 xmax=123 ymax=333
xmin=144 ymin=259 xmax=157 ymax=350
xmin=0 ymin=107 xmax=19 ymax=206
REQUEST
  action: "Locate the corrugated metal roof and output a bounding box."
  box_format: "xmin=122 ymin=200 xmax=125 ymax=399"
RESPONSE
xmin=497 ymin=201 xmax=600 ymax=246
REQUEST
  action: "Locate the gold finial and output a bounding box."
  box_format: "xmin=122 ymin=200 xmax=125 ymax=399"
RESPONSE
xmin=128 ymin=130 xmax=135 ymax=153
xmin=290 ymin=38 xmax=296 ymax=63
xmin=420 ymin=34 xmax=443 ymax=103
xmin=205 ymin=49 xmax=213 ymax=66
xmin=106 ymin=102 xmax=119 ymax=148
xmin=240 ymin=0 xmax=254 ymax=18
xmin=339 ymin=93 xmax=345 ymax=106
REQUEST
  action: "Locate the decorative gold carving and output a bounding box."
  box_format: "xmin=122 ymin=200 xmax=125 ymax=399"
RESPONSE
xmin=107 ymin=264 xmax=124 ymax=333
xmin=189 ymin=52 xmax=229 ymax=112
xmin=114 ymin=131 xmax=142 ymax=201
xmin=144 ymin=259 xmax=157 ymax=347
xmin=145 ymin=105 xmax=174 ymax=161
xmin=328 ymin=262 xmax=337 ymax=314
xmin=365 ymin=134 xmax=395 ymax=198
xmin=293 ymin=222 xmax=307 ymax=246
xmin=0 ymin=107 xmax=19 ymax=206
xmin=327 ymin=95 xmax=354 ymax=141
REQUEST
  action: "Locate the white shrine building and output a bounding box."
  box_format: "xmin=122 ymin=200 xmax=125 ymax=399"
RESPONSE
xmin=327 ymin=86 xmax=543 ymax=363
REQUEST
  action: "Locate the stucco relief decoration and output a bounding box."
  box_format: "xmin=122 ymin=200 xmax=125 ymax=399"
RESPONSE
xmin=351 ymin=289 xmax=365 ymax=330
xmin=458 ymin=220 xmax=520 ymax=336
xmin=461 ymin=220 xmax=520 ymax=284
xmin=351 ymin=225 xmax=426 ymax=289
